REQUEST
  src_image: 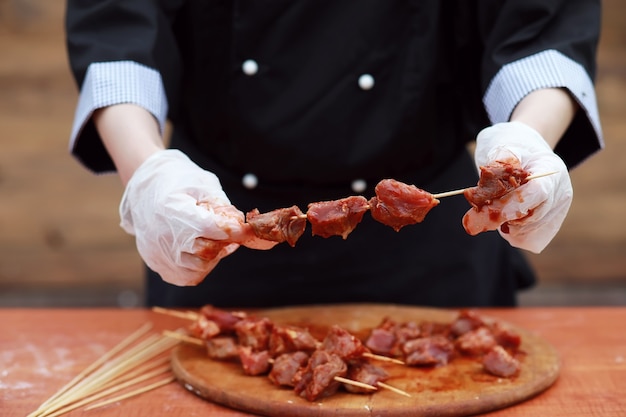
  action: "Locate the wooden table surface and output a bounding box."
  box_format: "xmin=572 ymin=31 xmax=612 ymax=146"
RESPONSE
xmin=2 ymin=307 xmax=625 ymax=417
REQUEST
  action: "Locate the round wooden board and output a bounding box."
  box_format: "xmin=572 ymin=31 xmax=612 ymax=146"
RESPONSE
xmin=171 ymin=304 xmax=560 ymax=417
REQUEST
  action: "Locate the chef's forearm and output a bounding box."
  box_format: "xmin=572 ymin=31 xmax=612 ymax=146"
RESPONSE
xmin=509 ymin=88 xmax=578 ymax=149
xmin=93 ymin=104 xmax=164 ymax=186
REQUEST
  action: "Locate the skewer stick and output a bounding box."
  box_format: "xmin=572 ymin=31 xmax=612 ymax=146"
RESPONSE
xmin=44 ymin=366 xmax=173 ymax=417
xmin=362 ymin=352 xmax=405 ymax=365
xmin=100 ymin=356 xmax=172 ymax=391
xmin=377 ymin=382 xmax=411 ymax=397
xmin=432 ymin=171 xmax=558 ymax=199
xmin=83 ymin=375 xmax=176 ymax=411
xmin=152 ymin=306 xmax=198 ymax=321
xmin=33 ymin=333 xmax=178 ymax=417
xmin=162 ymin=330 xmax=205 ymax=346
xmin=288 ymin=214 xmax=308 ymax=221
xmin=334 ymin=376 xmax=377 ymax=391
xmin=431 ymin=188 xmax=468 ymax=199
xmin=525 ymin=171 xmax=559 ymax=180
xmin=27 ymin=322 xmax=154 ymax=417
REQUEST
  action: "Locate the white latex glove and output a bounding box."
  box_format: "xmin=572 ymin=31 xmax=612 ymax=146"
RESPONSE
xmin=120 ymin=149 xmax=275 ymax=286
xmin=463 ymin=121 xmax=573 ymax=253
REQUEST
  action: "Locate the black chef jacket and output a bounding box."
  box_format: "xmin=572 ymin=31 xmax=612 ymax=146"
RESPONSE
xmin=65 ymin=0 xmax=602 ymax=308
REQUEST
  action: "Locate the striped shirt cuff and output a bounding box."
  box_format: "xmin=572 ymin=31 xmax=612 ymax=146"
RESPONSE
xmin=484 ymin=49 xmax=603 ymax=146
xmin=69 ymin=61 xmax=168 ymax=152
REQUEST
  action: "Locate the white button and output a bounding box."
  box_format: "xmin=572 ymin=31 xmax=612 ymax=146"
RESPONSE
xmin=358 ymin=74 xmax=374 ymax=90
xmin=351 ymin=179 xmax=367 ymax=194
xmin=242 ymin=59 xmax=258 ymax=76
xmin=242 ymin=173 xmax=258 ymax=189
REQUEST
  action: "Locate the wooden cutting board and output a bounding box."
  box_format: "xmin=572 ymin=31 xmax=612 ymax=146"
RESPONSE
xmin=171 ymin=304 xmax=560 ymax=417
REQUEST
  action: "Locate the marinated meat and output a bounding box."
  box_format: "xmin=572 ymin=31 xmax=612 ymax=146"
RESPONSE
xmin=490 ymin=322 xmax=522 ymax=351
xmin=344 ymin=361 xmax=389 ymax=394
xmin=365 ymin=318 xmax=422 ymax=358
xmin=390 ymin=321 xmax=422 ymax=357
xmin=418 ymin=321 xmax=451 ymax=337
xmin=307 ymin=196 xmax=370 ymax=239
xmin=464 ymin=159 xmax=530 ymax=210
xmin=449 ymin=310 xmax=485 ymax=337
xmin=402 ymin=335 xmax=455 ymax=366
xmin=269 ymin=325 xmax=319 ymax=357
xmin=238 ymin=346 xmax=272 ymax=376
xmin=197 ymin=305 xmax=246 ymax=335
xmin=234 ymin=317 xmax=274 ymax=351
xmin=483 ymin=345 xmax=521 ymax=377
xmin=196 ymin=202 xmax=275 ymax=250
xmin=321 ymin=325 xmax=369 ymax=360
xmin=294 ymin=350 xmax=348 ymax=401
xmin=369 ymin=179 xmax=440 ymax=231
xmin=246 ymin=206 xmax=307 ymax=247
xmin=365 ymin=326 xmax=397 ymax=356
xmin=205 ymin=336 xmax=240 ymax=360
xmin=394 ymin=321 xmax=422 ymax=341
xmin=455 ymin=327 xmax=497 ymax=356
xmin=268 ymin=351 xmax=310 ymax=387
xmin=188 ymin=315 xmax=221 ymax=340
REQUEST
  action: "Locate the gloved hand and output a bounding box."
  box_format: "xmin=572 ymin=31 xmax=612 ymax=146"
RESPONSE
xmin=120 ymin=149 xmax=275 ymax=286
xmin=463 ymin=121 xmax=573 ymax=253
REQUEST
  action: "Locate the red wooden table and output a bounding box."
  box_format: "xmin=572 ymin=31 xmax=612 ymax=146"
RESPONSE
xmin=2 ymin=307 xmax=624 ymax=416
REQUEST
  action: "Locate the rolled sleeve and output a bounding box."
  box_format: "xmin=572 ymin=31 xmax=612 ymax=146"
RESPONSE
xmin=69 ymin=61 xmax=168 ymax=172
xmin=483 ymin=50 xmax=603 ymax=166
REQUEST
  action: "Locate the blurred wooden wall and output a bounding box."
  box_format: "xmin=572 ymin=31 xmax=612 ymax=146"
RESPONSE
xmin=0 ymin=1 xmax=624 ymax=306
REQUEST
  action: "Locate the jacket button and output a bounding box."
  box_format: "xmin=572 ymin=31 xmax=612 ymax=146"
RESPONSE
xmin=242 ymin=59 xmax=258 ymax=76
xmin=242 ymin=173 xmax=258 ymax=189
xmin=358 ymin=74 xmax=374 ymax=90
xmin=351 ymin=179 xmax=367 ymax=193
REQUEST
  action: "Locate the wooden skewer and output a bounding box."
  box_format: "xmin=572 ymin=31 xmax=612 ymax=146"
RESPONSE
xmin=99 ymin=356 xmax=172 ymax=392
xmin=83 ymin=375 xmax=176 ymax=411
xmin=520 ymin=171 xmax=559 ymax=180
xmin=431 ymin=188 xmax=469 ymax=199
xmin=377 ymin=381 xmax=411 ymax=397
xmin=334 ymin=376 xmax=377 ymax=391
xmin=162 ymin=330 xmax=205 ymax=346
xmin=432 ymin=171 xmax=559 ymax=199
xmin=28 ymin=322 xmax=154 ymax=417
xmin=30 ymin=329 xmax=180 ymax=417
xmin=152 ymin=306 xmax=198 ymax=321
xmin=362 ymin=352 xmax=405 ymax=365
xmin=44 ymin=366 xmax=173 ymax=417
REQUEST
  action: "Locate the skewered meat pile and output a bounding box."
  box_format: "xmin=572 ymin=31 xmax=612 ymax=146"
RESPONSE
xmin=245 ymin=178 xmax=440 ymax=246
xmin=181 ymin=305 xmax=523 ymax=402
xmin=365 ymin=309 xmax=522 ymax=377
xmin=186 ymin=306 xmax=393 ymax=401
xmin=244 ymin=160 xmax=535 ymax=246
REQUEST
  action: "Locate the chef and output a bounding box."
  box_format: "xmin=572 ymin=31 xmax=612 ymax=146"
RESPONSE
xmin=65 ymin=1 xmax=603 ymax=308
